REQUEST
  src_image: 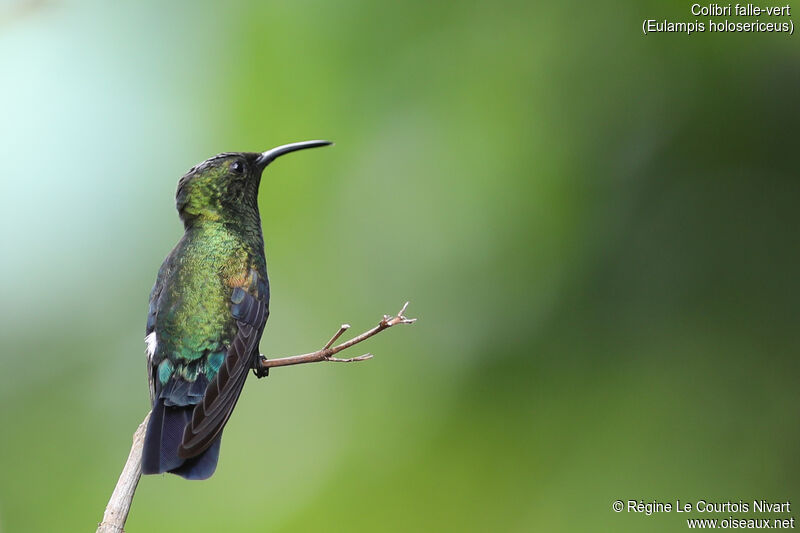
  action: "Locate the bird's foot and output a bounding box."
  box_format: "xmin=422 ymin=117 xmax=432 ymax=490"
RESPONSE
xmin=253 ymin=355 xmax=270 ymax=378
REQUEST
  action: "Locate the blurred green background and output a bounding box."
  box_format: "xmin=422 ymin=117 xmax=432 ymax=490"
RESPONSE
xmin=1 ymin=0 xmax=798 ymax=531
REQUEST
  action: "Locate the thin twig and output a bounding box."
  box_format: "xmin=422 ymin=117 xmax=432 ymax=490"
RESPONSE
xmin=257 ymin=301 xmax=417 ymax=369
xmin=323 ymin=324 xmax=350 ymax=350
xmin=97 ymin=413 xmax=151 ymax=533
xmin=96 ymin=302 xmax=416 ymax=532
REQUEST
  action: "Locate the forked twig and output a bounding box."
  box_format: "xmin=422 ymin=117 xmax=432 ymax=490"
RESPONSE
xmin=257 ymin=301 xmax=417 ymax=370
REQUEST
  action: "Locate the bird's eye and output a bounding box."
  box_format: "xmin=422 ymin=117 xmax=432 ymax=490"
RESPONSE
xmin=230 ymin=160 xmax=244 ymax=175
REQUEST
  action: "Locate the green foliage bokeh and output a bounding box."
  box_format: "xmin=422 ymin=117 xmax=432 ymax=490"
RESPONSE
xmin=0 ymin=1 xmax=797 ymax=531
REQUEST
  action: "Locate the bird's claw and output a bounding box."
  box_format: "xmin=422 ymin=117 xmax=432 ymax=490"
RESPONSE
xmin=253 ymin=355 xmax=270 ymax=378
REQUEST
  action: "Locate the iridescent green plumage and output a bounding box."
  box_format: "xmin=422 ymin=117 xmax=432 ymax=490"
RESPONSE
xmin=148 ymin=154 xmax=268 ymax=390
xmin=151 ymin=214 xmax=263 ymax=383
xmin=141 ymin=141 xmax=331 ymax=479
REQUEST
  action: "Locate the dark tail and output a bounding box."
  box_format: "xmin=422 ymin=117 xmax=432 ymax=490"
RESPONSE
xmin=142 ymin=398 xmax=221 ymax=480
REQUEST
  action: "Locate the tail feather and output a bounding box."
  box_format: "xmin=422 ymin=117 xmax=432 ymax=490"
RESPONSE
xmin=142 ymin=398 xmax=221 ymax=480
xmin=169 ymin=436 xmax=221 ymax=480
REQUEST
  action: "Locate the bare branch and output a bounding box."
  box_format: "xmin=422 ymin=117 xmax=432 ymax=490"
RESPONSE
xmin=257 ymin=302 xmax=416 ymax=370
xmin=327 ymin=352 xmax=373 ymax=362
xmin=96 ymin=412 xmax=150 ymax=533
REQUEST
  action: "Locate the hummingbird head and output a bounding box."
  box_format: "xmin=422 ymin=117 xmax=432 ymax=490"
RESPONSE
xmin=175 ymin=140 xmax=332 ymax=226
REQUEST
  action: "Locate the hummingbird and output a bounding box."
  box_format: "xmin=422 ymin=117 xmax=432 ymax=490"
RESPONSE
xmin=141 ymin=140 xmax=332 ymax=479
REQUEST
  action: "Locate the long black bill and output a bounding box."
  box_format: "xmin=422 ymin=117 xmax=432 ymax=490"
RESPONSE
xmin=255 ymin=140 xmax=333 ymax=170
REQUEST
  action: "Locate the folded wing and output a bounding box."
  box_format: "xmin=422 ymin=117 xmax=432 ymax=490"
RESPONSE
xmin=178 ymin=288 xmax=268 ymax=458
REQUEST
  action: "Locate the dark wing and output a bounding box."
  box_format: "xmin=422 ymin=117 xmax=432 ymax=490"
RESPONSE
xmin=145 ymin=255 xmax=172 ymax=406
xmin=177 ymin=287 xmax=267 ymax=458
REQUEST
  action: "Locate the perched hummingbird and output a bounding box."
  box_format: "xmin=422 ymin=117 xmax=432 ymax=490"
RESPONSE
xmin=141 ymin=140 xmax=332 ymax=479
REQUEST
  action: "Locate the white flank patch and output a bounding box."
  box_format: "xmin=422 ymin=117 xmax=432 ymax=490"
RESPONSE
xmin=144 ymin=331 xmax=158 ymax=357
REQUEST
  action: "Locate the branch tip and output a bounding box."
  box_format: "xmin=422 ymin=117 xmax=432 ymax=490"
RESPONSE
xmin=380 ymin=302 xmax=417 ymax=328
xmin=323 ymin=323 xmax=351 ymax=350
xmin=327 ymin=353 xmax=373 ymax=363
